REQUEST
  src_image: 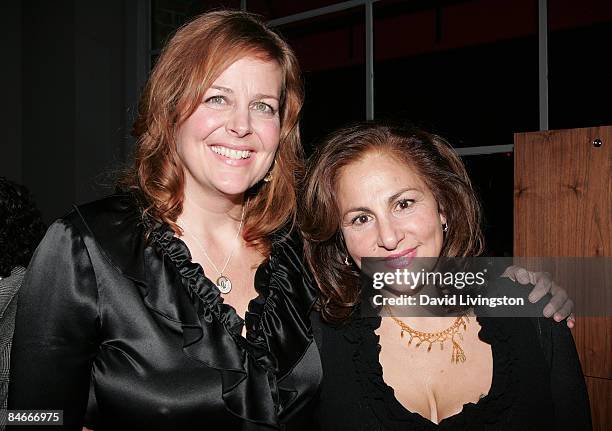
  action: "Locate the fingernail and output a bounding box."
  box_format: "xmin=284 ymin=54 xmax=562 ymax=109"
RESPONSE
xmin=543 ymin=305 xmax=553 ymax=317
xmin=528 ymin=294 xmax=536 ymax=303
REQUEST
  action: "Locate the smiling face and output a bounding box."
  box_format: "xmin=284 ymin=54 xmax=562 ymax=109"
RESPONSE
xmin=176 ymin=56 xmax=282 ymax=199
xmin=337 ymin=151 xmax=447 ymax=269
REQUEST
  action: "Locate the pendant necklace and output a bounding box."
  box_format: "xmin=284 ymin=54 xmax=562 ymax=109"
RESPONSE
xmin=384 ymin=305 xmax=470 ymax=363
xmin=180 ymin=205 xmax=245 ymax=294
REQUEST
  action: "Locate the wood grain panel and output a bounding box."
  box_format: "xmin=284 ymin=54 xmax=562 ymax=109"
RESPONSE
xmin=514 ymin=126 xmax=612 ymax=430
xmin=585 ymin=376 xmax=612 ymax=431
xmin=514 ymin=126 xmax=611 ymax=257
xmin=574 ymin=317 xmax=612 ymax=380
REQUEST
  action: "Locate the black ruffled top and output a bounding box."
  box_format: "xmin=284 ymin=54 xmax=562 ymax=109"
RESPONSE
xmin=150 ymin=223 xmax=322 ymax=426
xmin=9 ymin=194 xmax=321 ymax=430
xmin=314 ymin=311 xmax=591 ymax=430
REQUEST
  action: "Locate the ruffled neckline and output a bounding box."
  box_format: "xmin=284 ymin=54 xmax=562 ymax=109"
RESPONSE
xmin=346 ymin=314 xmax=518 ymax=430
xmin=147 ymin=223 xmax=318 ymax=427
xmin=151 ymin=223 xmax=245 ymax=330
xmin=73 ymin=194 xmax=320 ymax=427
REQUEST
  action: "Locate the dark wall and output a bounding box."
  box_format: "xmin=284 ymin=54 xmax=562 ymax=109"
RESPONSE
xmin=22 ymin=0 xmax=77 ymax=223
xmin=74 ymin=1 xmax=128 ymax=204
xmin=1 ymin=2 xmax=23 ymax=184
xmin=4 ymin=0 xmax=611 ymax=230
xmin=2 ymin=0 xmax=147 ymax=223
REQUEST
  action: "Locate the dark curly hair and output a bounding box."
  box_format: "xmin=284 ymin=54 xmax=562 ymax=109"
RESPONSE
xmin=301 ymin=121 xmax=484 ymax=323
xmin=0 ymin=177 xmax=47 ymax=278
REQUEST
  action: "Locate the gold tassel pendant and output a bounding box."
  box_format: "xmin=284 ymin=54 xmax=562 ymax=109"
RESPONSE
xmin=385 ymin=306 xmax=470 ymax=364
xmin=451 ymin=339 xmax=466 ymax=363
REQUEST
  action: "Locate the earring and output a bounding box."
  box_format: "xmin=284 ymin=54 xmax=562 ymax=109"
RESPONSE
xmin=344 ymin=256 xmax=351 ymax=266
xmin=263 ymin=160 xmax=275 ymax=183
xmin=442 ymin=222 xmax=449 ymax=232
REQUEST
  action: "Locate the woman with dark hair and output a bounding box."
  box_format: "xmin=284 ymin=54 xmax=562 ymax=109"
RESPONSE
xmin=0 ymin=177 xmax=45 ymax=423
xmin=0 ymin=178 xmax=46 ymax=279
xmin=8 ymin=10 xmax=574 ymax=431
xmin=301 ymin=122 xmax=591 ymax=430
xmin=9 ymin=11 xmax=318 ymax=430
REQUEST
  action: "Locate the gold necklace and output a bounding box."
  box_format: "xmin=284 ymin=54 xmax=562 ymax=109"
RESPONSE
xmin=384 ymin=305 xmax=469 ymax=364
xmin=180 ymin=205 xmax=245 ymax=294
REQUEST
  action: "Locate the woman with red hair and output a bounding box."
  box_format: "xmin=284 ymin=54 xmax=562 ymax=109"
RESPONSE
xmin=8 ymin=10 xmax=573 ymax=431
xmin=9 ymin=11 xmax=318 ymax=430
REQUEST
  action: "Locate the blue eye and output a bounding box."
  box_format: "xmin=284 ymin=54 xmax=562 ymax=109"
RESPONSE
xmin=205 ymin=95 xmax=226 ymax=105
xmin=252 ymin=102 xmax=275 ymax=114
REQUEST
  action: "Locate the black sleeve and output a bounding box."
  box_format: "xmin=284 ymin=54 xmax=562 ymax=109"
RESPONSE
xmin=547 ymin=320 xmax=593 ymax=430
xmin=309 ymin=311 xmax=324 ymax=430
xmin=8 ymin=218 xmax=99 ymax=430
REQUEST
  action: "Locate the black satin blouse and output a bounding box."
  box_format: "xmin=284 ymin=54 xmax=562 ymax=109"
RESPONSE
xmin=8 ymin=194 xmax=322 ymax=430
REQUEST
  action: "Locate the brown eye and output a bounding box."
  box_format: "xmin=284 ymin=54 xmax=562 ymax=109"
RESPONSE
xmin=396 ymin=199 xmax=414 ymax=211
xmin=351 ymin=214 xmax=372 ymax=226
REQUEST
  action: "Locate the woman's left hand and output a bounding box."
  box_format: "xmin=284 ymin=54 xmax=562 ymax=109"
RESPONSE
xmin=501 ymin=266 xmax=575 ymax=328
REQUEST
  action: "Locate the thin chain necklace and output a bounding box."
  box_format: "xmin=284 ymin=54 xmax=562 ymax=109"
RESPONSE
xmin=384 ymin=305 xmax=470 ymax=364
xmin=180 ymin=205 xmax=245 ymax=294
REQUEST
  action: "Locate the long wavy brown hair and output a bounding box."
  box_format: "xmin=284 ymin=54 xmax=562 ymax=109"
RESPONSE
xmin=301 ymin=121 xmax=484 ymax=323
xmin=119 ymin=10 xmax=304 ymax=254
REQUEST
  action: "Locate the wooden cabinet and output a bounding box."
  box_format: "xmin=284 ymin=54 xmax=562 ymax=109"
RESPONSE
xmin=514 ymin=126 xmax=612 ymax=430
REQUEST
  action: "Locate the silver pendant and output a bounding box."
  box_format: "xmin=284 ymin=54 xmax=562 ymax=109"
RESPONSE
xmin=217 ymin=275 xmax=232 ymax=294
